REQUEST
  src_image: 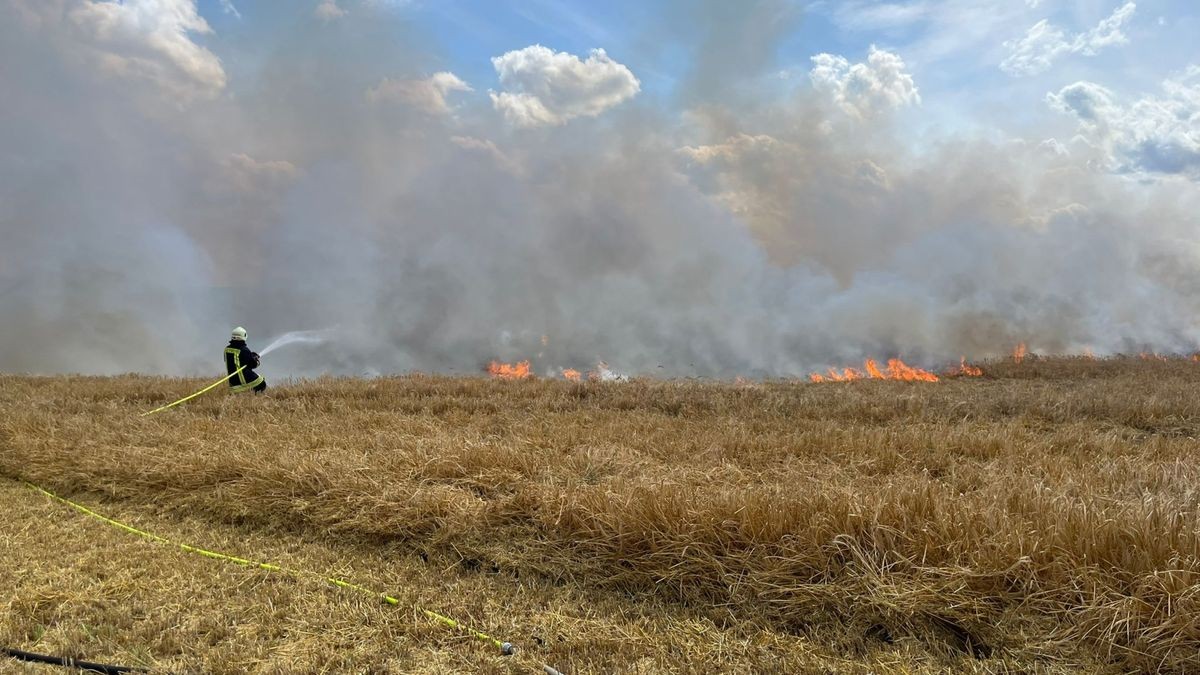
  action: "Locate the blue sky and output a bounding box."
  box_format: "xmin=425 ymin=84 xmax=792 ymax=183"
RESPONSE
xmin=197 ymin=0 xmax=1199 ymax=135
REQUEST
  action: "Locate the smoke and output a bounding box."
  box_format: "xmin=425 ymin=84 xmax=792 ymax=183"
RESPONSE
xmin=2 ymin=1 xmax=1199 ymax=378
xmin=654 ymin=0 xmax=801 ymax=105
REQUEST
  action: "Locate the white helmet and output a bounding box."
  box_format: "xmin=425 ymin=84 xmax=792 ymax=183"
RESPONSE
xmin=231 ymin=326 xmax=248 ymax=341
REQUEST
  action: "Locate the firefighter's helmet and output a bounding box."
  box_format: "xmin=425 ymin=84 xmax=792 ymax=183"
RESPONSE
xmin=231 ymin=326 xmax=248 ymax=341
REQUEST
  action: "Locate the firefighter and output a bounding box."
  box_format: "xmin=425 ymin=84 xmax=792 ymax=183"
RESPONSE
xmin=225 ymin=326 xmax=266 ymax=393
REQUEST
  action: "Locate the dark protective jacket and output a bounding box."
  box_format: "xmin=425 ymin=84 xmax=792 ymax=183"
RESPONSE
xmin=225 ymin=339 xmax=265 ymax=392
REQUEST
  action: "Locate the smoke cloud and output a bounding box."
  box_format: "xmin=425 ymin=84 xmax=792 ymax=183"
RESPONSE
xmin=2 ymin=0 xmax=1199 ymax=378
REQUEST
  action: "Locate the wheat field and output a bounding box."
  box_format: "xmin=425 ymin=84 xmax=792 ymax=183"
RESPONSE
xmin=2 ymin=356 xmax=1199 ymax=673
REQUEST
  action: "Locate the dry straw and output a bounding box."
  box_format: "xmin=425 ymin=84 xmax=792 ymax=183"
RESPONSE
xmin=2 ymin=354 xmax=1198 ymax=672
xmin=20 ymin=480 xmax=564 ymax=674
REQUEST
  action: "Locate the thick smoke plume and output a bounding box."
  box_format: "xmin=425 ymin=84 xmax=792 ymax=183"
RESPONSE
xmin=2 ymin=0 xmax=1198 ymax=378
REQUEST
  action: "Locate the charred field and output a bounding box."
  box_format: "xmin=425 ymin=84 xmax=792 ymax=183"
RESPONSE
xmin=2 ymin=356 xmax=1199 ymax=673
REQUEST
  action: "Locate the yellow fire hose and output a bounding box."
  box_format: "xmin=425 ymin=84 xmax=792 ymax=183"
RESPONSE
xmin=140 ymin=366 xmax=246 ymax=416
xmin=22 ymin=481 xmax=564 ymax=674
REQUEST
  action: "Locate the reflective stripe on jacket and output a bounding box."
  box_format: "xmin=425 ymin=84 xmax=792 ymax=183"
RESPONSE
xmin=225 ymin=340 xmax=264 ymax=392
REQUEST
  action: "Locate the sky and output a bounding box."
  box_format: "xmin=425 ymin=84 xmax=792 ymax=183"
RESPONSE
xmin=198 ymin=0 xmax=1199 ymax=132
xmin=2 ymin=1 xmax=1199 ymax=377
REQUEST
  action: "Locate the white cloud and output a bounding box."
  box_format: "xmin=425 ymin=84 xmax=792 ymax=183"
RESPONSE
xmin=63 ymin=0 xmax=226 ymax=100
xmin=220 ymin=0 xmax=240 ymax=19
xmin=1048 ymin=67 xmax=1200 ymax=179
xmin=1048 ymin=80 xmax=1119 ymax=123
xmin=809 ymin=46 xmax=920 ymax=118
xmin=1002 ymin=20 xmax=1069 ymax=75
xmin=1001 ymin=2 xmax=1136 ymax=76
xmin=368 ymin=72 xmax=473 ymax=115
xmin=1078 ymin=2 xmax=1138 ymax=53
xmin=489 ymin=45 xmax=640 ymax=127
xmin=314 ymin=0 xmax=347 ymax=20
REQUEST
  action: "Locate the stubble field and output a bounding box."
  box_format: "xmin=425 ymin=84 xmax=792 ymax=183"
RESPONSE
xmin=2 ymin=357 xmax=1198 ymax=673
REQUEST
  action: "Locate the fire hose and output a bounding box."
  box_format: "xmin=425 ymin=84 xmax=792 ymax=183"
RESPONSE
xmin=2 ymin=647 xmax=146 ymax=674
xmin=140 ymin=366 xmax=245 ymax=416
xmin=21 ymin=481 xmax=565 ymax=675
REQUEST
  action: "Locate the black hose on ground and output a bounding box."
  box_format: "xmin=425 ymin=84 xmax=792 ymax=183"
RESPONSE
xmin=2 ymin=647 xmax=148 ymax=674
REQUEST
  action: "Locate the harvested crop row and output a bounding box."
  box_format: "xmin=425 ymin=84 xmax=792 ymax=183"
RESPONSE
xmin=2 ymin=357 xmax=1198 ymax=672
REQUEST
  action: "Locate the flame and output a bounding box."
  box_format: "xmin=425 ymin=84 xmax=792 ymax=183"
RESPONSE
xmin=885 ymin=358 xmax=940 ymax=382
xmin=826 ymin=367 xmax=864 ymax=381
xmin=487 ymin=360 xmax=531 ymax=379
xmin=1083 ymin=347 xmax=1095 ymax=360
xmin=947 ymin=357 xmax=983 ymax=377
xmin=1193 ymin=354 xmax=1200 ymax=363
xmin=562 ymin=368 xmax=582 ymax=382
xmin=1139 ymin=352 xmax=1168 ymax=361
xmin=865 ymin=359 xmax=885 ymax=379
xmin=810 ymin=358 xmax=938 ymax=383
xmin=1013 ymin=343 xmax=1027 ymax=364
